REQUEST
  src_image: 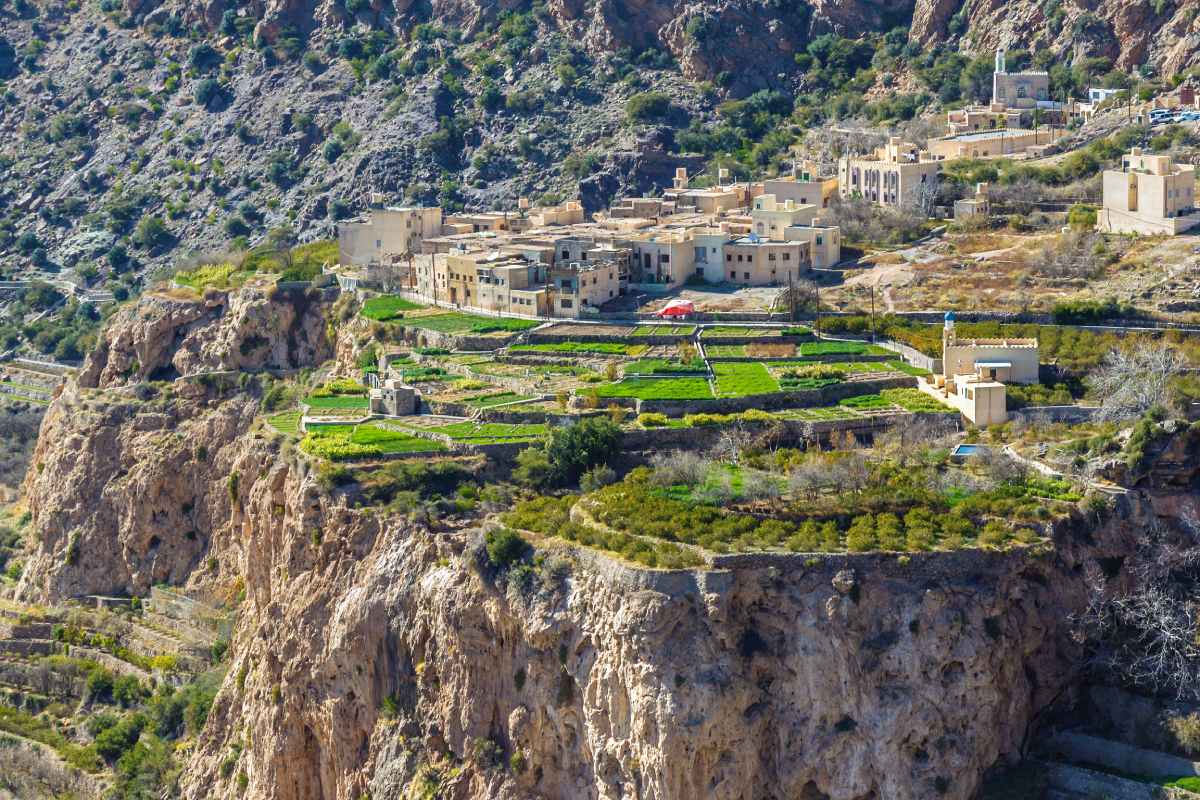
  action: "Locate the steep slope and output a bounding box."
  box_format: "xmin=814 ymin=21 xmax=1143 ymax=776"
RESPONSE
xmin=12 ymin=284 xmax=1181 ymax=800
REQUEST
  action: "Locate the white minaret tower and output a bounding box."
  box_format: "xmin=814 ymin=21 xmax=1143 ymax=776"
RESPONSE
xmin=942 ymin=311 xmax=956 ymax=379
xmin=995 ymin=48 xmax=1006 ymax=74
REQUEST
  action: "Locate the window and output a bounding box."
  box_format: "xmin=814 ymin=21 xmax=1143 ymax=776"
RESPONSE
xmin=768 ymin=253 xmax=776 ymax=261
xmin=743 ymin=272 xmax=750 ymax=280
xmin=660 ymin=254 xmax=670 ymax=263
xmin=375 ymin=239 xmax=382 ymax=249
xmin=814 ymin=236 xmax=822 ymax=246
xmin=783 ymin=252 xmax=791 ymax=261
xmin=562 ymin=250 xmax=570 ymax=259
xmin=729 ymin=272 xmax=736 ymax=280
xmin=747 ymin=255 xmax=753 ymax=263
xmin=561 ymin=299 xmax=573 ymax=308
xmin=737 ymin=255 xmax=743 ymax=262
xmin=726 ymin=254 xmax=732 ymax=262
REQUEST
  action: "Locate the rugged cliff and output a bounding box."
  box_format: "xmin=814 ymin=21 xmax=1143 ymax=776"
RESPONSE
xmin=13 ymin=286 xmax=1187 ymax=800
xmin=17 ymin=282 xmax=333 ymax=602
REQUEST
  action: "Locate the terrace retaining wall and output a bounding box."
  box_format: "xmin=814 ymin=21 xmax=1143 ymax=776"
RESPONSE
xmin=634 ymin=375 xmax=916 ymax=416
xmin=703 ymin=352 xmax=893 ymax=364
xmin=1009 ymin=405 xmax=1102 ymax=424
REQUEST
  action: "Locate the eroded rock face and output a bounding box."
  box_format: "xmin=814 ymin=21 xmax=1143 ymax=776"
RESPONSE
xmin=165 ymin=484 xmax=1152 ymax=800
xmin=18 ymin=284 xmax=333 ymax=601
xmin=78 ymin=284 xmax=333 ymax=389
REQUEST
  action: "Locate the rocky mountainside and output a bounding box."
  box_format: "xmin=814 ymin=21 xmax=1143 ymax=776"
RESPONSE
xmin=6 ymin=283 xmax=1195 ymax=800
xmin=1 ymin=0 xmax=1198 ymax=294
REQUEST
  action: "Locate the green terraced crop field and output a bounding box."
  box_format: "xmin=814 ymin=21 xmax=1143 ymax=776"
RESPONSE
xmin=430 ymin=422 xmax=549 ymax=442
xmin=630 ymin=325 xmax=696 ymax=336
xmin=360 ymin=296 xmax=426 ymax=321
xmin=510 ymin=342 xmax=635 ymax=355
xmin=461 ymin=391 xmax=534 ymax=408
xmin=305 ymin=395 xmax=370 ymax=410
xmin=712 ymin=363 xmax=780 ymax=397
xmin=268 ymin=411 xmax=301 ymax=434
xmin=593 ymin=377 xmax=713 ymax=400
xmin=404 ymin=313 xmax=540 ymax=334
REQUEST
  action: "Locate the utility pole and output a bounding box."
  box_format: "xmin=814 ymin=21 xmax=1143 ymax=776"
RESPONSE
xmin=869 ymin=284 xmax=876 ymax=342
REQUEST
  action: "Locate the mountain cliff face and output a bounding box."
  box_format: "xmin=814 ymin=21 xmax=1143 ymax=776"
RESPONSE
xmin=13 ymin=285 xmax=1184 ymax=800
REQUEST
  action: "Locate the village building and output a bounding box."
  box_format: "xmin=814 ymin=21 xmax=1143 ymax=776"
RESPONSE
xmin=919 ymin=312 xmax=1040 ymax=426
xmin=762 ymin=161 xmax=839 ymax=208
xmin=953 ymin=183 xmax=991 ymax=222
xmin=927 ymin=128 xmax=1052 ymax=160
xmin=336 ymin=207 xmax=444 ymax=266
xmin=1096 ymin=148 xmax=1200 ymax=236
xmin=991 ymin=49 xmax=1050 ymax=109
xmin=722 ymin=233 xmax=808 ymax=285
xmin=837 ymin=137 xmax=941 ymax=210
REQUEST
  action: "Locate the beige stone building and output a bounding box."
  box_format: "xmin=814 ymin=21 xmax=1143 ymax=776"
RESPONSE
xmin=722 ymin=234 xmax=807 ymax=286
xmin=953 ymin=184 xmax=991 ymax=221
xmin=992 ymin=49 xmax=1050 ymax=109
xmin=920 ymin=312 xmax=1040 ymax=426
xmin=763 ymin=161 xmax=838 ymax=208
xmin=947 ymin=103 xmax=1024 ymax=135
xmin=336 ymin=207 xmax=444 ymax=266
xmin=751 ymin=194 xmax=819 ymax=238
xmin=1096 ymin=148 xmax=1200 ymax=236
xmin=782 ymin=222 xmax=840 ymax=268
xmin=837 ymin=138 xmax=942 ymax=210
xmin=927 ymin=128 xmax=1052 ymax=160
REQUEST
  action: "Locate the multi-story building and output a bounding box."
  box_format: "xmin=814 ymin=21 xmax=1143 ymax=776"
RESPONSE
xmin=762 ymin=162 xmax=839 ymax=208
xmin=1096 ymin=148 xmax=1200 ymax=236
xmin=782 ymin=222 xmax=840 ymax=268
xmin=750 ymin=194 xmax=819 ymax=238
xmin=336 ymin=207 xmax=444 ymax=266
xmin=992 ymin=49 xmax=1050 ymax=109
xmin=722 ymin=233 xmax=807 ymax=286
xmin=927 ymin=128 xmax=1050 ymax=160
xmin=837 ymin=137 xmax=942 ymax=210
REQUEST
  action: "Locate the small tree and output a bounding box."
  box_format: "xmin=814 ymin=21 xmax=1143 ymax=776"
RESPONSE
xmin=1087 ymin=342 xmax=1186 ymax=421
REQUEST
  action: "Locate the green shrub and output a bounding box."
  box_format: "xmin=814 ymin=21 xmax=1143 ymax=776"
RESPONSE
xmin=626 ymin=92 xmax=670 ymax=123
xmin=484 ymin=527 xmax=530 ymax=569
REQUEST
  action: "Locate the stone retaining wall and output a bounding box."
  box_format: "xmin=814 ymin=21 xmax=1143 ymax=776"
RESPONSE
xmin=1009 ymin=405 xmax=1102 ymax=424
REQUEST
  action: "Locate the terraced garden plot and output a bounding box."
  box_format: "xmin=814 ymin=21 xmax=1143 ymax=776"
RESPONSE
xmin=700 ymin=326 xmax=776 ymax=338
xmin=777 ymin=376 xmax=841 ymax=391
xmin=798 ymin=341 xmax=891 ymax=357
xmin=539 ymin=323 xmax=635 ymax=337
xmin=300 ymin=423 xmax=446 ymax=460
xmin=268 ymin=411 xmax=301 ymax=434
xmin=510 ymin=342 xmax=635 ymax=356
xmin=624 ymin=358 xmax=706 ymax=375
xmin=881 ymin=388 xmax=954 ymax=413
xmin=304 ymin=394 xmax=370 ymax=410
xmin=360 ymin=296 xmax=426 ymax=321
xmin=430 ymin=421 xmax=549 ymax=443
xmin=712 ymin=363 xmax=780 ymax=397
xmin=887 ymin=360 xmax=932 ymax=376
xmin=593 ymin=377 xmax=714 ymax=400
xmin=746 ymin=342 xmax=796 ymax=358
xmin=404 ymin=313 xmax=540 ymax=334
xmin=775 ymin=407 xmax=864 ymax=421
xmin=630 ymin=324 xmax=697 ymax=337
xmin=704 ymin=344 xmax=747 ymax=358
xmin=461 ymin=391 xmax=535 ymax=408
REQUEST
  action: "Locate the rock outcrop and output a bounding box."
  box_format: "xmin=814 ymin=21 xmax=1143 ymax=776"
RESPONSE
xmin=18 ymin=284 xmax=332 ymax=601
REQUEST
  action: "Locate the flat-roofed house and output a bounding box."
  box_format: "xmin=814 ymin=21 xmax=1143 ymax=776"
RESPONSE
xmin=337 ymin=207 xmax=444 ymax=266
xmin=837 ymin=137 xmax=942 ymax=210
xmin=722 ymin=233 xmax=808 ymax=286
xmin=1096 ymin=148 xmax=1200 ymax=236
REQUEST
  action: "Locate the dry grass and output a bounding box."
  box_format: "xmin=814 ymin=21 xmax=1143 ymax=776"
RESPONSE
xmin=747 ymin=342 xmax=796 ymax=357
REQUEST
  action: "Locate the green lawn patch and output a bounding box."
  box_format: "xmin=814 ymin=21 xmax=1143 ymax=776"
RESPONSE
xmin=405 ymin=313 xmax=539 ymax=334
xmin=268 ymin=411 xmax=301 ymax=434
xmin=777 ymin=407 xmax=862 ymax=421
xmin=778 ymin=376 xmax=841 ymax=391
xmin=838 ymin=393 xmax=893 ymax=410
xmin=361 ymin=296 xmax=426 ymax=321
xmin=712 ymin=363 xmax=780 ymax=397
xmin=594 ymin=377 xmax=713 ymax=400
